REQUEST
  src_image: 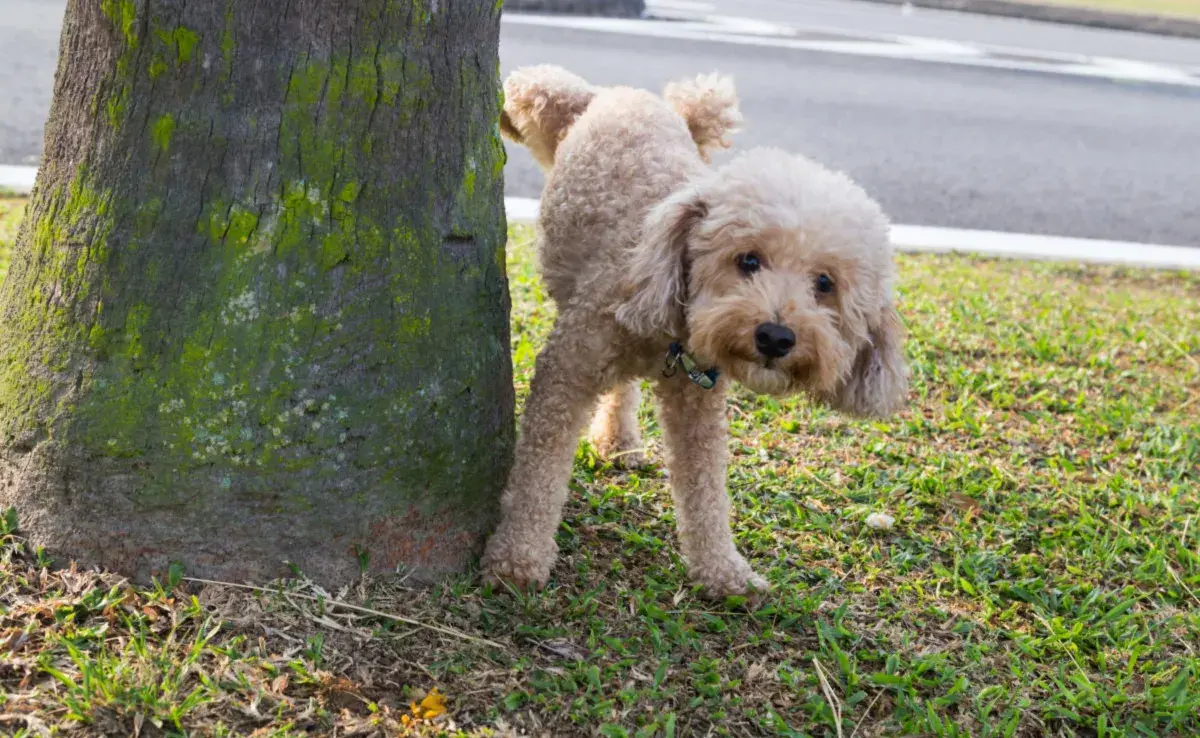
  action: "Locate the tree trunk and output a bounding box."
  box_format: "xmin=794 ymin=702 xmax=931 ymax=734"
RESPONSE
xmin=0 ymin=0 xmax=514 ymax=586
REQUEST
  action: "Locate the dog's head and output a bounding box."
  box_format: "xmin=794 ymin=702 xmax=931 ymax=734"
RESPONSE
xmin=616 ymin=148 xmax=908 ymax=418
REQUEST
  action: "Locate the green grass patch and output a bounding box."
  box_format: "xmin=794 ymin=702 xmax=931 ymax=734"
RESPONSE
xmin=0 ymin=198 xmax=25 ymax=284
xmin=1019 ymin=0 xmax=1200 ymax=19
xmin=1 ymin=217 xmax=1198 ymax=736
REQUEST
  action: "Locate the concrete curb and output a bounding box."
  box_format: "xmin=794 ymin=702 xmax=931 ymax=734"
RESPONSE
xmin=0 ymin=165 xmax=37 ymax=195
xmin=854 ymin=0 xmax=1200 ymax=39
xmin=504 ymin=197 xmax=1200 ymax=271
xmin=889 ymin=223 xmax=1200 ymax=271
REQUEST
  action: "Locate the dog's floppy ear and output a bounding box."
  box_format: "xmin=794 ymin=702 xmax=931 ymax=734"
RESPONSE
xmin=615 ymin=188 xmax=706 ymax=339
xmin=830 ymin=302 xmax=908 ymax=418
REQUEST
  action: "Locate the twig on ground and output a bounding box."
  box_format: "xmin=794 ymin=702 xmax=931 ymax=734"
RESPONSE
xmin=813 ymin=658 xmax=844 ymax=738
xmin=849 ymin=690 xmax=884 ymax=738
xmin=1147 ymin=323 xmax=1200 ymax=370
xmin=182 ymin=576 xmax=505 ymax=649
xmin=1164 ymin=562 xmax=1200 ymax=608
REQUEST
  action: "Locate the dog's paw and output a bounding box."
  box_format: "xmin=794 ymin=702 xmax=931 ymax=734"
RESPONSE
xmin=481 ymin=561 xmax=548 ymax=593
xmin=691 ymin=556 xmax=770 ymax=607
xmin=590 ymin=433 xmax=651 ymax=469
xmin=480 ymin=538 xmax=554 ymax=594
xmin=608 ymin=447 xmax=651 ymax=470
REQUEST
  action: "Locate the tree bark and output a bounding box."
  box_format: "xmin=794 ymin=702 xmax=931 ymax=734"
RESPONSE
xmin=0 ymin=0 xmax=514 ymax=586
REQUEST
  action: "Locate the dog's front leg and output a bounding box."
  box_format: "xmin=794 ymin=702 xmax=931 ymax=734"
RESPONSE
xmin=482 ymin=324 xmax=608 ymax=592
xmin=655 ymin=375 xmax=768 ymax=601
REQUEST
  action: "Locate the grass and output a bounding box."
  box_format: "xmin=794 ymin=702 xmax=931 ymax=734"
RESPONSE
xmin=1 ymin=207 xmax=1198 ymax=737
xmin=1011 ymin=0 xmax=1200 ymax=20
xmin=0 ymin=197 xmax=24 ymax=283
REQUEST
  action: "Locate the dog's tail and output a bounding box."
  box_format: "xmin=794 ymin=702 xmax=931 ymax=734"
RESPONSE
xmin=499 ymin=65 xmax=597 ymax=170
xmin=663 ymin=72 xmax=743 ymax=163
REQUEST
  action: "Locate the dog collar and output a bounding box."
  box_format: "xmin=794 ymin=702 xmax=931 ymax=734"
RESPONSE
xmin=663 ymin=342 xmax=720 ymax=390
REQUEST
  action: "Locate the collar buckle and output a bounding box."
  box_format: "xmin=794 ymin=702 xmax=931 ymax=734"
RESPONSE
xmin=664 ymin=342 xmax=720 ymax=390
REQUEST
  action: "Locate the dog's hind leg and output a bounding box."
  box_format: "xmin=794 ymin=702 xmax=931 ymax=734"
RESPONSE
xmin=588 ymin=382 xmax=649 ymax=468
xmin=482 ymin=322 xmax=610 ymax=591
xmin=654 ymin=375 xmax=768 ymax=602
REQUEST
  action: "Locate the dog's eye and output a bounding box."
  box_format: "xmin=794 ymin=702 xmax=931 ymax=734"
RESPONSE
xmin=736 ymin=253 xmax=762 ymax=275
xmin=815 ymin=273 xmax=835 ymax=294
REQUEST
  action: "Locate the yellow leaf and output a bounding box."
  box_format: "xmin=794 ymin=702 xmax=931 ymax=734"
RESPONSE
xmin=417 ymin=688 xmax=446 ymax=719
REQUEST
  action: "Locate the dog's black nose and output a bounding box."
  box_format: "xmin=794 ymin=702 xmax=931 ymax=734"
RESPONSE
xmin=755 ymin=322 xmax=795 ymax=358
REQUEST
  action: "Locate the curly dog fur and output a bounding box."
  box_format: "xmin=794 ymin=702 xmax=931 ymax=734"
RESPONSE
xmin=483 ymin=65 xmax=908 ymax=599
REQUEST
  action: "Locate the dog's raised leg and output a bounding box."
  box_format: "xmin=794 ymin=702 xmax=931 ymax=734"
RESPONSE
xmin=654 ymin=376 xmax=768 ymax=600
xmin=588 ymin=382 xmax=649 ymax=468
xmin=482 ymin=325 xmax=608 ymax=591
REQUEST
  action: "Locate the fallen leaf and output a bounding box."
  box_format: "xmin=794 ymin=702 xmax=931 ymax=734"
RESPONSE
xmin=949 ymin=492 xmax=981 ymax=512
xmin=537 ymin=638 xmax=589 ymax=663
xmin=865 ymin=512 xmax=895 ymax=530
xmin=805 ymin=498 xmax=831 ymax=513
xmin=746 ymin=661 xmax=768 ymax=683
xmin=0 ymin=629 xmax=28 ymax=653
xmin=410 ymin=688 xmax=446 ymax=720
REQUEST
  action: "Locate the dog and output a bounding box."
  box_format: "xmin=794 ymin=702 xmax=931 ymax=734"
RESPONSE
xmin=483 ymin=65 xmax=907 ymax=599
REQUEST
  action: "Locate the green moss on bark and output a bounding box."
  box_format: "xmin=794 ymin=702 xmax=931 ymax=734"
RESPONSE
xmin=0 ymin=0 xmax=512 ymax=584
xmin=151 ymin=114 xmax=175 ymax=151
xmin=63 ymin=51 xmax=502 ymax=507
xmin=101 ymin=0 xmax=139 ymax=49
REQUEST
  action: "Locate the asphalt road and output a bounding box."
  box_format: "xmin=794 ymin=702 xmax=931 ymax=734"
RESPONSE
xmin=0 ymin=0 xmax=61 ymax=167
xmin=688 ymin=0 xmax=1200 ymax=67
xmin=3 ymin=0 xmax=1199 ymax=244
xmin=500 ymin=22 xmax=1200 ymax=245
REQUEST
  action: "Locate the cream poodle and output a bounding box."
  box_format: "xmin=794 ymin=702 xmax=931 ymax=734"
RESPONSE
xmin=483 ymin=65 xmax=908 ymax=599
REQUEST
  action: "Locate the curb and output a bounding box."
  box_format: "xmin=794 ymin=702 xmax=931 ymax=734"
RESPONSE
xmin=504 ymin=198 xmax=1200 ymax=271
xmin=0 ymin=166 xmax=37 ymax=195
xmin=888 ymin=224 xmax=1200 ymax=271
xmin=854 ymin=0 xmax=1200 ymax=39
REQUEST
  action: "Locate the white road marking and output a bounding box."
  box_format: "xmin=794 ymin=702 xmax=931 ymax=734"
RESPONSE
xmin=0 ymin=165 xmax=37 ymax=193
xmin=504 ymin=197 xmax=1200 ymax=270
xmin=645 ymin=0 xmax=716 ymax=14
xmin=505 ymin=196 xmax=540 ymax=223
xmin=4 ymin=170 xmax=1193 ymax=271
xmin=889 ymin=224 xmax=1200 ymax=270
xmin=502 ymin=12 xmax=1200 ymax=88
